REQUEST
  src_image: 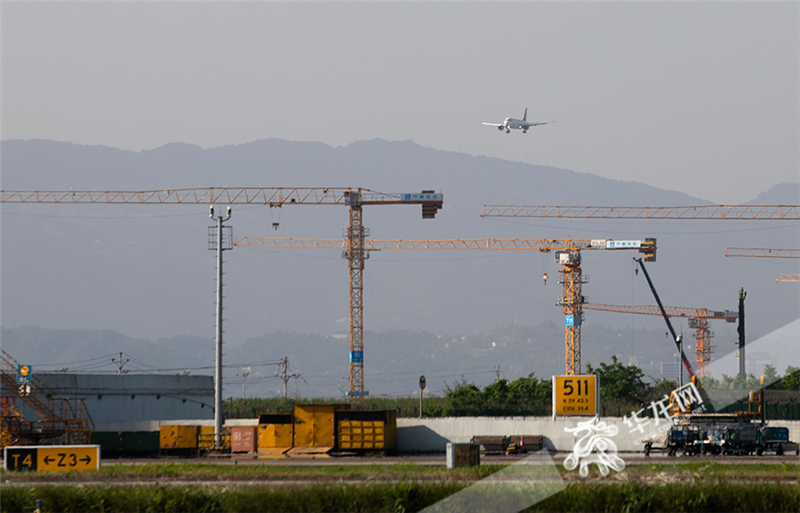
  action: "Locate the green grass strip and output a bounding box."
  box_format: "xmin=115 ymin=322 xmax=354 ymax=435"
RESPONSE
xmin=0 ymin=462 xmax=507 ymax=482
xmin=3 ymin=481 xmax=800 ymax=513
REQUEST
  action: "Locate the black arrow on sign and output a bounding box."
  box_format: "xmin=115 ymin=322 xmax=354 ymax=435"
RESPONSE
xmin=80 ymin=455 xmax=91 ymax=465
xmin=43 ymin=455 xmax=54 ymax=464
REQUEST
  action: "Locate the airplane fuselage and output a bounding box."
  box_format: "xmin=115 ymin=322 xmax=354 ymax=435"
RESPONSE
xmin=503 ymin=117 xmax=527 ymax=130
xmin=483 ymin=108 xmax=550 ymax=133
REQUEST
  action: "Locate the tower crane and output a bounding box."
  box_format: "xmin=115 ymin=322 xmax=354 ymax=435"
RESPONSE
xmin=580 ymin=302 xmax=737 ymax=377
xmin=776 ymin=274 xmax=800 ymax=282
xmin=234 ymin=236 xmax=657 ymax=377
xmin=1 ymin=187 xmax=444 ymax=403
xmin=481 ymin=205 xmax=800 ymax=220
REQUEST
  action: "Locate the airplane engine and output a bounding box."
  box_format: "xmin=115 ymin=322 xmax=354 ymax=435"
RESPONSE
xmin=497 ymin=126 xmax=504 ymax=131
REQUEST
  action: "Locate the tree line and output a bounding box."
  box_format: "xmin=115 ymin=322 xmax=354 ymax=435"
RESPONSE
xmin=225 ymin=358 xmax=800 ymax=419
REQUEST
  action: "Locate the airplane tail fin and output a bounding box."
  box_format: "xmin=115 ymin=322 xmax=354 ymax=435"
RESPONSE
xmin=523 ymin=108 xmax=528 ymax=121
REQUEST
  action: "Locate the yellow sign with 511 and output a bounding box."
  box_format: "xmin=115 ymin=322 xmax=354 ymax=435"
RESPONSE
xmin=4 ymin=445 xmax=100 ymax=472
xmin=552 ymin=375 xmax=599 ymax=416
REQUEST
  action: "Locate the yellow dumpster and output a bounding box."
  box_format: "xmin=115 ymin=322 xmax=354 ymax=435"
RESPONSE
xmin=336 ymin=410 xmax=397 ymax=453
xmin=289 ymin=403 xmax=349 ymax=457
xmin=160 ymin=425 xmax=199 ymax=455
xmin=258 ymin=413 xmax=293 ymax=459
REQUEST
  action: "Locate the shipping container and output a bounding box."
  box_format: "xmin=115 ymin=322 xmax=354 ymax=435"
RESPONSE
xmin=293 ymin=404 xmax=349 ymax=448
xmin=258 ymin=414 xmax=293 ymax=458
xmin=231 ymin=426 xmax=257 ymax=454
xmin=289 ymin=403 xmax=349 ymax=457
xmin=160 ymin=425 xmax=199 ymax=454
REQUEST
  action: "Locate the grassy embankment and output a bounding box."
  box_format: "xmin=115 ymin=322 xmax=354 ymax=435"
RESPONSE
xmin=4 ymin=481 xmax=800 ymax=512
xmin=2 ymin=462 xmax=798 ymax=512
xmin=2 ymin=461 xmax=799 ymax=482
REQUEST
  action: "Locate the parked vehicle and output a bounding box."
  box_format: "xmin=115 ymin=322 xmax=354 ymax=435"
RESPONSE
xmin=644 ymin=412 xmax=799 ymax=458
xmin=759 ymin=426 xmax=800 ymax=456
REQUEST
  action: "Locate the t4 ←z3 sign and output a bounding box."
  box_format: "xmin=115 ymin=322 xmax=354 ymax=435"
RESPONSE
xmin=4 ymin=445 xmax=100 ymax=472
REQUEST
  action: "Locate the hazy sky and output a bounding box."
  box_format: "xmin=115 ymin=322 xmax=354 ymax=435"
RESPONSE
xmin=3 ymin=2 xmax=798 ymax=204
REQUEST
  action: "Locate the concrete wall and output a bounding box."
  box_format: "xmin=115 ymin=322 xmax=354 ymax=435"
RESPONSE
xmin=108 ymin=416 xmax=799 ymax=453
xmin=396 ymin=416 xmax=800 ymax=453
xmin=79 ymin=414 xmax=800 ymax=454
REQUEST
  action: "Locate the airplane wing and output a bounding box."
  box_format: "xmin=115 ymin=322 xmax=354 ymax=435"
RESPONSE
xmin=524 ymin=120 xmax=556 ymax=127
xmin=482 ymin=122 xmax=503 ymax=127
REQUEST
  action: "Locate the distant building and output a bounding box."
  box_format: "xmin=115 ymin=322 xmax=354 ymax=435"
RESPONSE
xmin=2 ymin=373 xmax=214 ymax=425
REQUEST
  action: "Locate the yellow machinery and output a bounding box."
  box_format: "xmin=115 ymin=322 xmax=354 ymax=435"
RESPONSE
xmin=235 ymin=237 xmax=656 ymax=376
xmin=1 ymin=349 xmax=92 ymax=448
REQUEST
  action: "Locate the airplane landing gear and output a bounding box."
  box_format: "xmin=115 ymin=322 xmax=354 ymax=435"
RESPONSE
xmin=522 ymin=130 xmax=528 ymax=134
xmin=505 ymin=129 xmax=510 ymax=133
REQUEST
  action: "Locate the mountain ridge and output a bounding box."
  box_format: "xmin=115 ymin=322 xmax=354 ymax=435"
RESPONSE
xmin=2 ymin=138 xmax=797 ymax=396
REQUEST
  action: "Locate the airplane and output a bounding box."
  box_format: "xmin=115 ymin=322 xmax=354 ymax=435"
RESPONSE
xmin=482 ymin=108 xmax=554 ymax=133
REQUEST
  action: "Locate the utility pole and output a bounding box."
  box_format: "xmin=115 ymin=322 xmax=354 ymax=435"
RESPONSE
xmin=111 ymin=352 xmax=129 ymax=375
xmin=209 ymin=205 xmax=232 ymax=449
xmin=418 ymin=375 xmax=426 ymax=419
xmin=239 ymin=368 xmax=250 ymax=398
xmin=494 ymin=364 xmax=501 ymax=383
xmin=677 ymin=335 xmax=683 ymax=388
xmin=276 ymin=357 xmax=300 ymax=399
xmin=281 ymin=357 xmax=288 ymax=399
xmin=738 ymin=288 xmax=746 ymax=381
